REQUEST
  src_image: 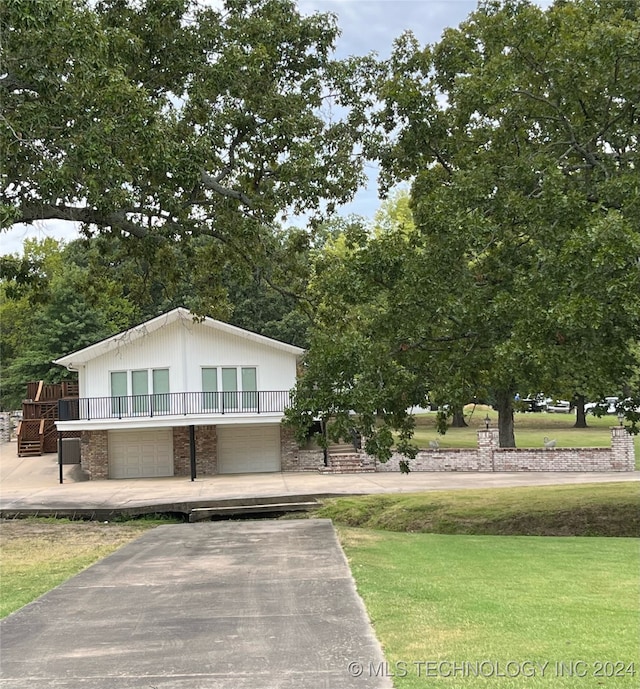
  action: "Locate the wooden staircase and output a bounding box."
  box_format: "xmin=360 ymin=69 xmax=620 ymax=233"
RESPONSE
xmin=16 ymin=419 xmax=45 ymax=457
xmin=17 ymin=381 xmax=80 ymax=456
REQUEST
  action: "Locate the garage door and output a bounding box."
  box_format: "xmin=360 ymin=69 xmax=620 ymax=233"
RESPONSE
xmin=217 ymin=425 xmax=281 ymax=474
xmin=108 ymin=429 xmax=173 ymax=479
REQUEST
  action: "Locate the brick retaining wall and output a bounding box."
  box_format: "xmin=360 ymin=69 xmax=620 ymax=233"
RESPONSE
xmin=375 ymin=427 xmax=635 ymax=472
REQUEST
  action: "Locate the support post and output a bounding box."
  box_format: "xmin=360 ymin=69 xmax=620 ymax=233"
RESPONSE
xmin=58 ymin=432 xmax=63 ymax=484
xmin=189 ymin=425 xmax=197 ymax=481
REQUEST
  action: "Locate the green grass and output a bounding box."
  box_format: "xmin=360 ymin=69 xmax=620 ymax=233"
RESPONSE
xmin=340 ymin=528 xmax=640 ymax=688
xmin=0 ymin=518 xmax=172 ymax=618
xmin=317 ymin=482 xmax=640 ymax=536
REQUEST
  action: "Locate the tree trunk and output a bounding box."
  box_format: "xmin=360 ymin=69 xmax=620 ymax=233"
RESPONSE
xmin=494 ymin=390 xmax=516 ymax=448
xmin=573 ymin=394 xmax=588 ymax=428
xmin=451 ymin=406 xmax=468 ymax=427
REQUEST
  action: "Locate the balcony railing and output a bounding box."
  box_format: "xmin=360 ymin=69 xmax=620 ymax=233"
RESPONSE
xmin=58 ymin=391 xmax=292 ymax=422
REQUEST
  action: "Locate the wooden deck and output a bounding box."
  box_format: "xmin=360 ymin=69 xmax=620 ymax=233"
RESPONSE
xmin=17 ymin=381 xmax=80 ymax=456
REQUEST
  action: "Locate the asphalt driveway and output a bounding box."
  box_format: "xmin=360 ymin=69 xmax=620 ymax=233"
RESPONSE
xmin=0 ymin=519 xmax=391 ymax=689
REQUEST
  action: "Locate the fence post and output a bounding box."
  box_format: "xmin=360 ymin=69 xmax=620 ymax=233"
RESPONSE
xmin=610 ymin=426 xmax=635 ymax=470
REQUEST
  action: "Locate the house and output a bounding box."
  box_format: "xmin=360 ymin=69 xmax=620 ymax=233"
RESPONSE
xmin=54 ymin=308 xmax=305 ymax=479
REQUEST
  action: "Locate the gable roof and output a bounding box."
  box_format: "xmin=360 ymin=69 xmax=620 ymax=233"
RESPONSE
xmin=53 ymin=307 xmax=305 ymax=369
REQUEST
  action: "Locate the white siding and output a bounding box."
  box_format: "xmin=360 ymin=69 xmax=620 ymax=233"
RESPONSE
xmin=83 ymin=318 xmax=298 ymax=398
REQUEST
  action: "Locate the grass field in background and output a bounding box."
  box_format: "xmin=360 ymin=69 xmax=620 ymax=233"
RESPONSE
xmin=317 ymin=482 xmax=640 ymax=537
xmin=407 ymin=407 xmax=640 ymax=467
xmin=411 ymin=406 xmax=630 ymax=447
xmin=340 ymin=528 xmax=639 ymax=688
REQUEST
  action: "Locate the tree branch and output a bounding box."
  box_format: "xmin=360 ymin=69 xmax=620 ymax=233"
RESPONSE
xmin=199 ymin=170 xmax=254 ymax=207
xmin=17 ymin=203 xmax=149 ymax=238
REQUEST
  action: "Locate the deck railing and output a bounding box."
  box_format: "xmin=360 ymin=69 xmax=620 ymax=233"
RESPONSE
xmin=58 ymin=390 xmax=292 ymax=421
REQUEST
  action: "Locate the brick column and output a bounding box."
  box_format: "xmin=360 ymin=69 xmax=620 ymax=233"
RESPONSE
xmin=610 ymin=426 xmax=635 ymax=471
xmin=80 ymin=430 xmax=109 ymax=480
xmin=173 ymin=426 xmax=217 ymax=477
xmin=477 ymin=428 xmax=499 ymax=471
xmin=280 ymin=424 xmax=299 ymax=471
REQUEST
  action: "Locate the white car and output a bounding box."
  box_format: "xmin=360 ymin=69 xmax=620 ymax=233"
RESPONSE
xmin=546 ymin=400 xmax=572 ymax=413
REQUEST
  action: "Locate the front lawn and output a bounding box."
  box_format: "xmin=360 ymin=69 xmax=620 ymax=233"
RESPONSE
xmin=341 ymin=528 xmax=639 ymax=688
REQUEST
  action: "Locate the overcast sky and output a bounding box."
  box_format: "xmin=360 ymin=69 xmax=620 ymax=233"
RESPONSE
xmin=1 ymin=0 xmax=550 ymax=255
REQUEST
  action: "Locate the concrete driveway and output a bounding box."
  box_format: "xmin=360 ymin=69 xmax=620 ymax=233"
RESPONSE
xmin=0 ymin=519 xmax=391 ymax=689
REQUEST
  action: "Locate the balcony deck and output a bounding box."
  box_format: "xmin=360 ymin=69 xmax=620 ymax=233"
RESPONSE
xmin=56 ymin=391 xmax=292 ymax=431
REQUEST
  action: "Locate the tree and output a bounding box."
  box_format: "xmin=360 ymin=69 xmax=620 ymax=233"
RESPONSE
xmin=0 ymin=238 xmax=136 ymax=408
xmin=288 ymin=0 xmax=640 ymax=459
xmin=1 ymin=0 xmax=375 ymax=272
xmin=373 ymin=0 xmax=640 ymax=447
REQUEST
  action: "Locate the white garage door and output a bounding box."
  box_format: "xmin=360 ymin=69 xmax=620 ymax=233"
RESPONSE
xmin=217 ymin=425 xmax=281 ymax=474
xmin=108 ymin=429 xmax=173 ymax=479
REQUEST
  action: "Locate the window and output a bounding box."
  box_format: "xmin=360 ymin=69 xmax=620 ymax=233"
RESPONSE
xmin=110 ymin=369 xmax=170 ymax=416
xmin=202 ymin=368 xmax=218 ymax=411
xmin=241 ymin=367 xmax=257 ymax=410
xmin=132 ymin=370 xmax=149 ymax=414
xmin=110 ymin=371 xmax=128 ymax=416
xmin=201 ymin=366 xmax=257 ymax=412
xmin=222 ymin=368 xmax=238 ymax=410
xmin=152 ymin=369 xmax=170 ymax=413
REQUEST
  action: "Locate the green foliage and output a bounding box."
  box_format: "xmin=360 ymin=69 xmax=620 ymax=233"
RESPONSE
xmin=0 ymin=239 xmax=136 ymax=408
xmin=289 ymin=0 xmax=640 ymax=458
xmin=1 ymin=0 xmax=375 ymax=277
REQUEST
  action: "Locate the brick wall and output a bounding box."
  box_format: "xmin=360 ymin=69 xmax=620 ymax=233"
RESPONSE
xmin=376 ymin=427 xmax=635 ymax=472
xmin=280 ymin=426 xmax=328 ymax=471
xmin=298 ymin=449 xmax=325 ymax=471
xmin=377 ymin=449 xmax=481 ymax=472
xmin=172 ymin=425 xmax=217 ymax=477
xmin=80 ymin=430 xmax=109 ymax=479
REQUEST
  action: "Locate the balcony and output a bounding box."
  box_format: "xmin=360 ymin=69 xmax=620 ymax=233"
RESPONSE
xmin=58 ymin=390 xmax=292 ymax=422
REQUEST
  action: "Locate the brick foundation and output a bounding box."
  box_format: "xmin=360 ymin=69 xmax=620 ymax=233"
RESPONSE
xmin=298 ymin=449 xmax=325 ymax=471
xmin=79 ymin=423 xmax=634 ymax=479
xmin=172 ymin=426 xmax=217 ymax=477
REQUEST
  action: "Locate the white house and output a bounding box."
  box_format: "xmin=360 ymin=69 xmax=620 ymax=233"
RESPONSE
xmin=54 ymin=308 xmax=306 ymax=479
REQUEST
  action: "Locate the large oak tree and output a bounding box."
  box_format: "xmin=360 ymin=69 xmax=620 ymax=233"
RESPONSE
xmin=1 ymin=0 xmax=375 ymax=261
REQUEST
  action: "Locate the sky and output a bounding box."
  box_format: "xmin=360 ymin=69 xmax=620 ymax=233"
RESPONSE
xmin=1 ymin=0 xmax=550 ymax=256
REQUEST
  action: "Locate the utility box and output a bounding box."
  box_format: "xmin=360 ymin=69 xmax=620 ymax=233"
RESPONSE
xmin=59 ymin=438 xmax=81 ymax=464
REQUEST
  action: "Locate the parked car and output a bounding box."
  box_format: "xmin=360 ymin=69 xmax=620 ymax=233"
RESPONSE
xmin=518 ymin=397 xmax=547 ymax=413
xmin=546 ymin=400 xmax=572 ymax=413
xmin=585 ymin=397 xmax=619 ymax=414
